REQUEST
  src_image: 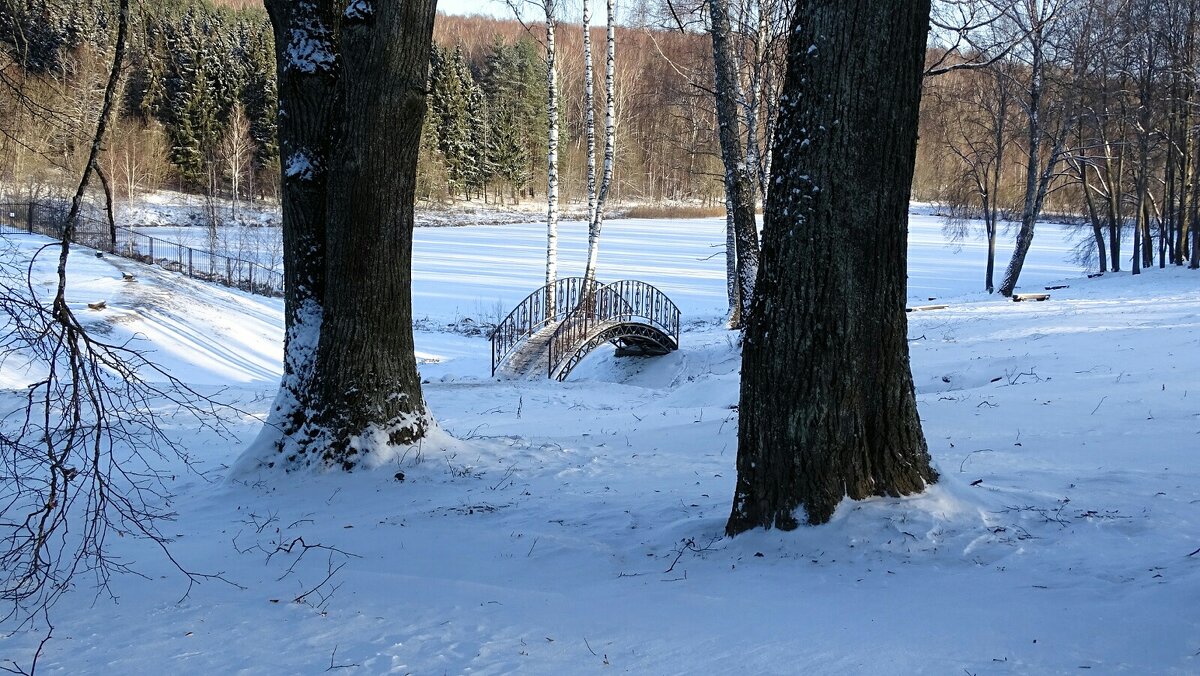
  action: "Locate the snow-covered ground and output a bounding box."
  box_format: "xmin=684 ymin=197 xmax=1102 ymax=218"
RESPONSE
xmin=1 ymin=214 xmax=1197 ymax=674
xmin=134 ymin=210 xmax=1083 ymax=324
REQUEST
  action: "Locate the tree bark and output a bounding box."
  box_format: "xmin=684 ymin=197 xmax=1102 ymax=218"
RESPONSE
xmin=582 ymin=0 xmax=597 ymax=238
xmin=253 ymin=0 xmax=437 ymax=469
xmin=584 ymin=0 xmax=616 ymax=284
xmin=727 ymin=0 xmax=937 ymax=532
xmin=544 ymin=1 xmax=560 ymax=313
xmin=253 ymin=0 xmax=339 ymax=465
xmin=708 ymin=0 xmax=759 ymax=326
xmin=305 ymin=0 xmax=437 ymax=468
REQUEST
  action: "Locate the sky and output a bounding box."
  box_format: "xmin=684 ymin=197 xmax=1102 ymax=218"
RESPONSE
xmin=439 ymin=0 xmax=612 ymax=25
xmin=439 ymin=0 xmax=512 ymax=19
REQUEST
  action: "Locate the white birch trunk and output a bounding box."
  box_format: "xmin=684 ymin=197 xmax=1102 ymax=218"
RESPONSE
xmin=583 ymin=0 xmax=597 ymax=238
xmin=545 ymin=0 xmax=560 ymax=313
xmin=584 ymin=0 xmax=616 ymax=284
xmin=709 ymin=0 xmax=760 ymax=326
xmin=725 ymin=194 xmax=739 ymax=326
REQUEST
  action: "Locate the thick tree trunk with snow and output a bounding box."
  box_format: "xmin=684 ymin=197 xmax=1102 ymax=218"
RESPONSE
xmin=257 ymin=0 xmax=338 ymax=460
xmin=254 ymin=0 xmax=437 ymax=470
xmin=545 ymin=2 xmax=560 ymax=313
xmin=727 ymin=0 xmax=937 ymax=532
xmin=708 ymin=0 xmax=759 ymax=326
xmin=305 ymin=0 xmax=436 ymax=469
xmin=584 ymin=0 xmax=616 ymax=284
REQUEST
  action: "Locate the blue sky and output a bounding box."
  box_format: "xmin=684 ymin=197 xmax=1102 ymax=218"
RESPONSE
xmin=439 ymin=0 xmax=511 ymax=19
xmin=439 ymin=0 xmax=609 ymax=25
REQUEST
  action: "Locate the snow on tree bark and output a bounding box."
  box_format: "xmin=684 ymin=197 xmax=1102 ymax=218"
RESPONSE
xmin=708 ymin=0 xmax=759 ymax=327
xmin=248 ymin=0 xmax=438 ymax=470
xmin=250 ymin=0 xmax=338 ymax=464
xmin=303 ymin=0 xmax=437 ymax=468
xmin=727 ymin=0 xmax=938 ymax=532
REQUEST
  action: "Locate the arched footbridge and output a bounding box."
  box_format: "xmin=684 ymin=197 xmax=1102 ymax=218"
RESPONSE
xmin=490 ymin=277 xmax=681 ymax=381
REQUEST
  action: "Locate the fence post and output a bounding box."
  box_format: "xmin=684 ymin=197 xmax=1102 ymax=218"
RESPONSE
xmin=149 ymin=237 xmax=154 ymax=261
xmin=188 ymin=249 xmax=193 ymax=278
xmin=26 ymin=202 xmax=34 ymax=234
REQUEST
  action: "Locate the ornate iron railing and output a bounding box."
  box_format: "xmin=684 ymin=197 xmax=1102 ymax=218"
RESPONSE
xmin=546 ymin=279 xmax=681 ymax=378
xmin=489 ymin=276 xmax=600 ymax=375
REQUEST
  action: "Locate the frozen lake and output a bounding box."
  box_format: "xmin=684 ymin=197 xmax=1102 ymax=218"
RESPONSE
xmin=133 ymin=211 xmax=1088 ymax=321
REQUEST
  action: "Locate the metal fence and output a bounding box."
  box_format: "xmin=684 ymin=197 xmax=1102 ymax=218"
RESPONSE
xmin=0 ymin=201 xmax=283 ymax=297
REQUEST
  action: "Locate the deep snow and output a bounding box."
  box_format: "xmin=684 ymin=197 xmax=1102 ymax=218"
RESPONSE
xmin=0 ymin=213 xmax=1197 ymax=674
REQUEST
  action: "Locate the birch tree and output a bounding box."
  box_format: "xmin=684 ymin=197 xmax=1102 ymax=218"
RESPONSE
xmin=708 ymin=0 xmax=760 ymax=326
xmin=505 ymin=0 xmax=563 ymax=309
xmin=584 ymin=0 xmax=617 ymax=284
xmin=583 ymin=0 xmax=598 ymax=242
xmin=545 ymin=0 xmax=561 ymax=312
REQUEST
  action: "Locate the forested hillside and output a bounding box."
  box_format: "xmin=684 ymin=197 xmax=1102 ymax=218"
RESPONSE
xmin=0 ymin=3 xmax=724 ymax=209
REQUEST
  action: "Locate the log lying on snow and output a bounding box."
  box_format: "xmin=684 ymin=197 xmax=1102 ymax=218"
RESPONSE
xmin=87 ymin=300 xmax=107 ymax=311
xmin=1044 ymin=284 xmax=1069 ymax=290
xmin=1012 ymin=293 xmax=1050 ymax=302
xmin=906 ymin=304 xmax=948 ymax=312
xmin=122 ymin=272 xmax=135 ymax=282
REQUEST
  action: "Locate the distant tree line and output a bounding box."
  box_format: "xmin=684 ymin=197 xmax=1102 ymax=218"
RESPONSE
xmin=918 ymin=0 xmax=1200 ymax=290
xmin=1 ymin=4 xmax=728 ymax=211
xmin=0 ymin=0 xmax=277 ymax=207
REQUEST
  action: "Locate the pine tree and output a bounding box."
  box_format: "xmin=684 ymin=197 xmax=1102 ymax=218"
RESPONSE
xmin=465 ymin=81 xmax=491 ymax=199
xmin=242 ymin=18 xmax=278 ymax=170
xmin=430 ymin=45 xmax=474 ymax=199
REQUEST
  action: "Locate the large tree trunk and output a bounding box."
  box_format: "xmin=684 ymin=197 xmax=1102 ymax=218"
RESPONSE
xmin=708 ymin=0 xmax=759 ymax=326
xmin=251 ymin=0 xmax=437 ymax=470
xmin=306 ymin=0 xmax=437 ymax=468
xmin=727 ymin=0 xmax=937 ymax=532
xmin=252 ymin=0 xmax=338 ymax=463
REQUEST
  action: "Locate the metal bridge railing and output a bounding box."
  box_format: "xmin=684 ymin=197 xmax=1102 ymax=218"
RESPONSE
xmin=545 ymin=279 xmax=681 ymax=378
xmin=489 ymin=276 xmax=600 ymax=376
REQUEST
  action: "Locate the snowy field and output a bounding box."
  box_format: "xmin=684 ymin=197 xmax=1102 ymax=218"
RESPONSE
xmin=135 ymin=209 xmax=1084 ymax=323
xmin=1 ymin=214 xmax=1197 ymax=674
